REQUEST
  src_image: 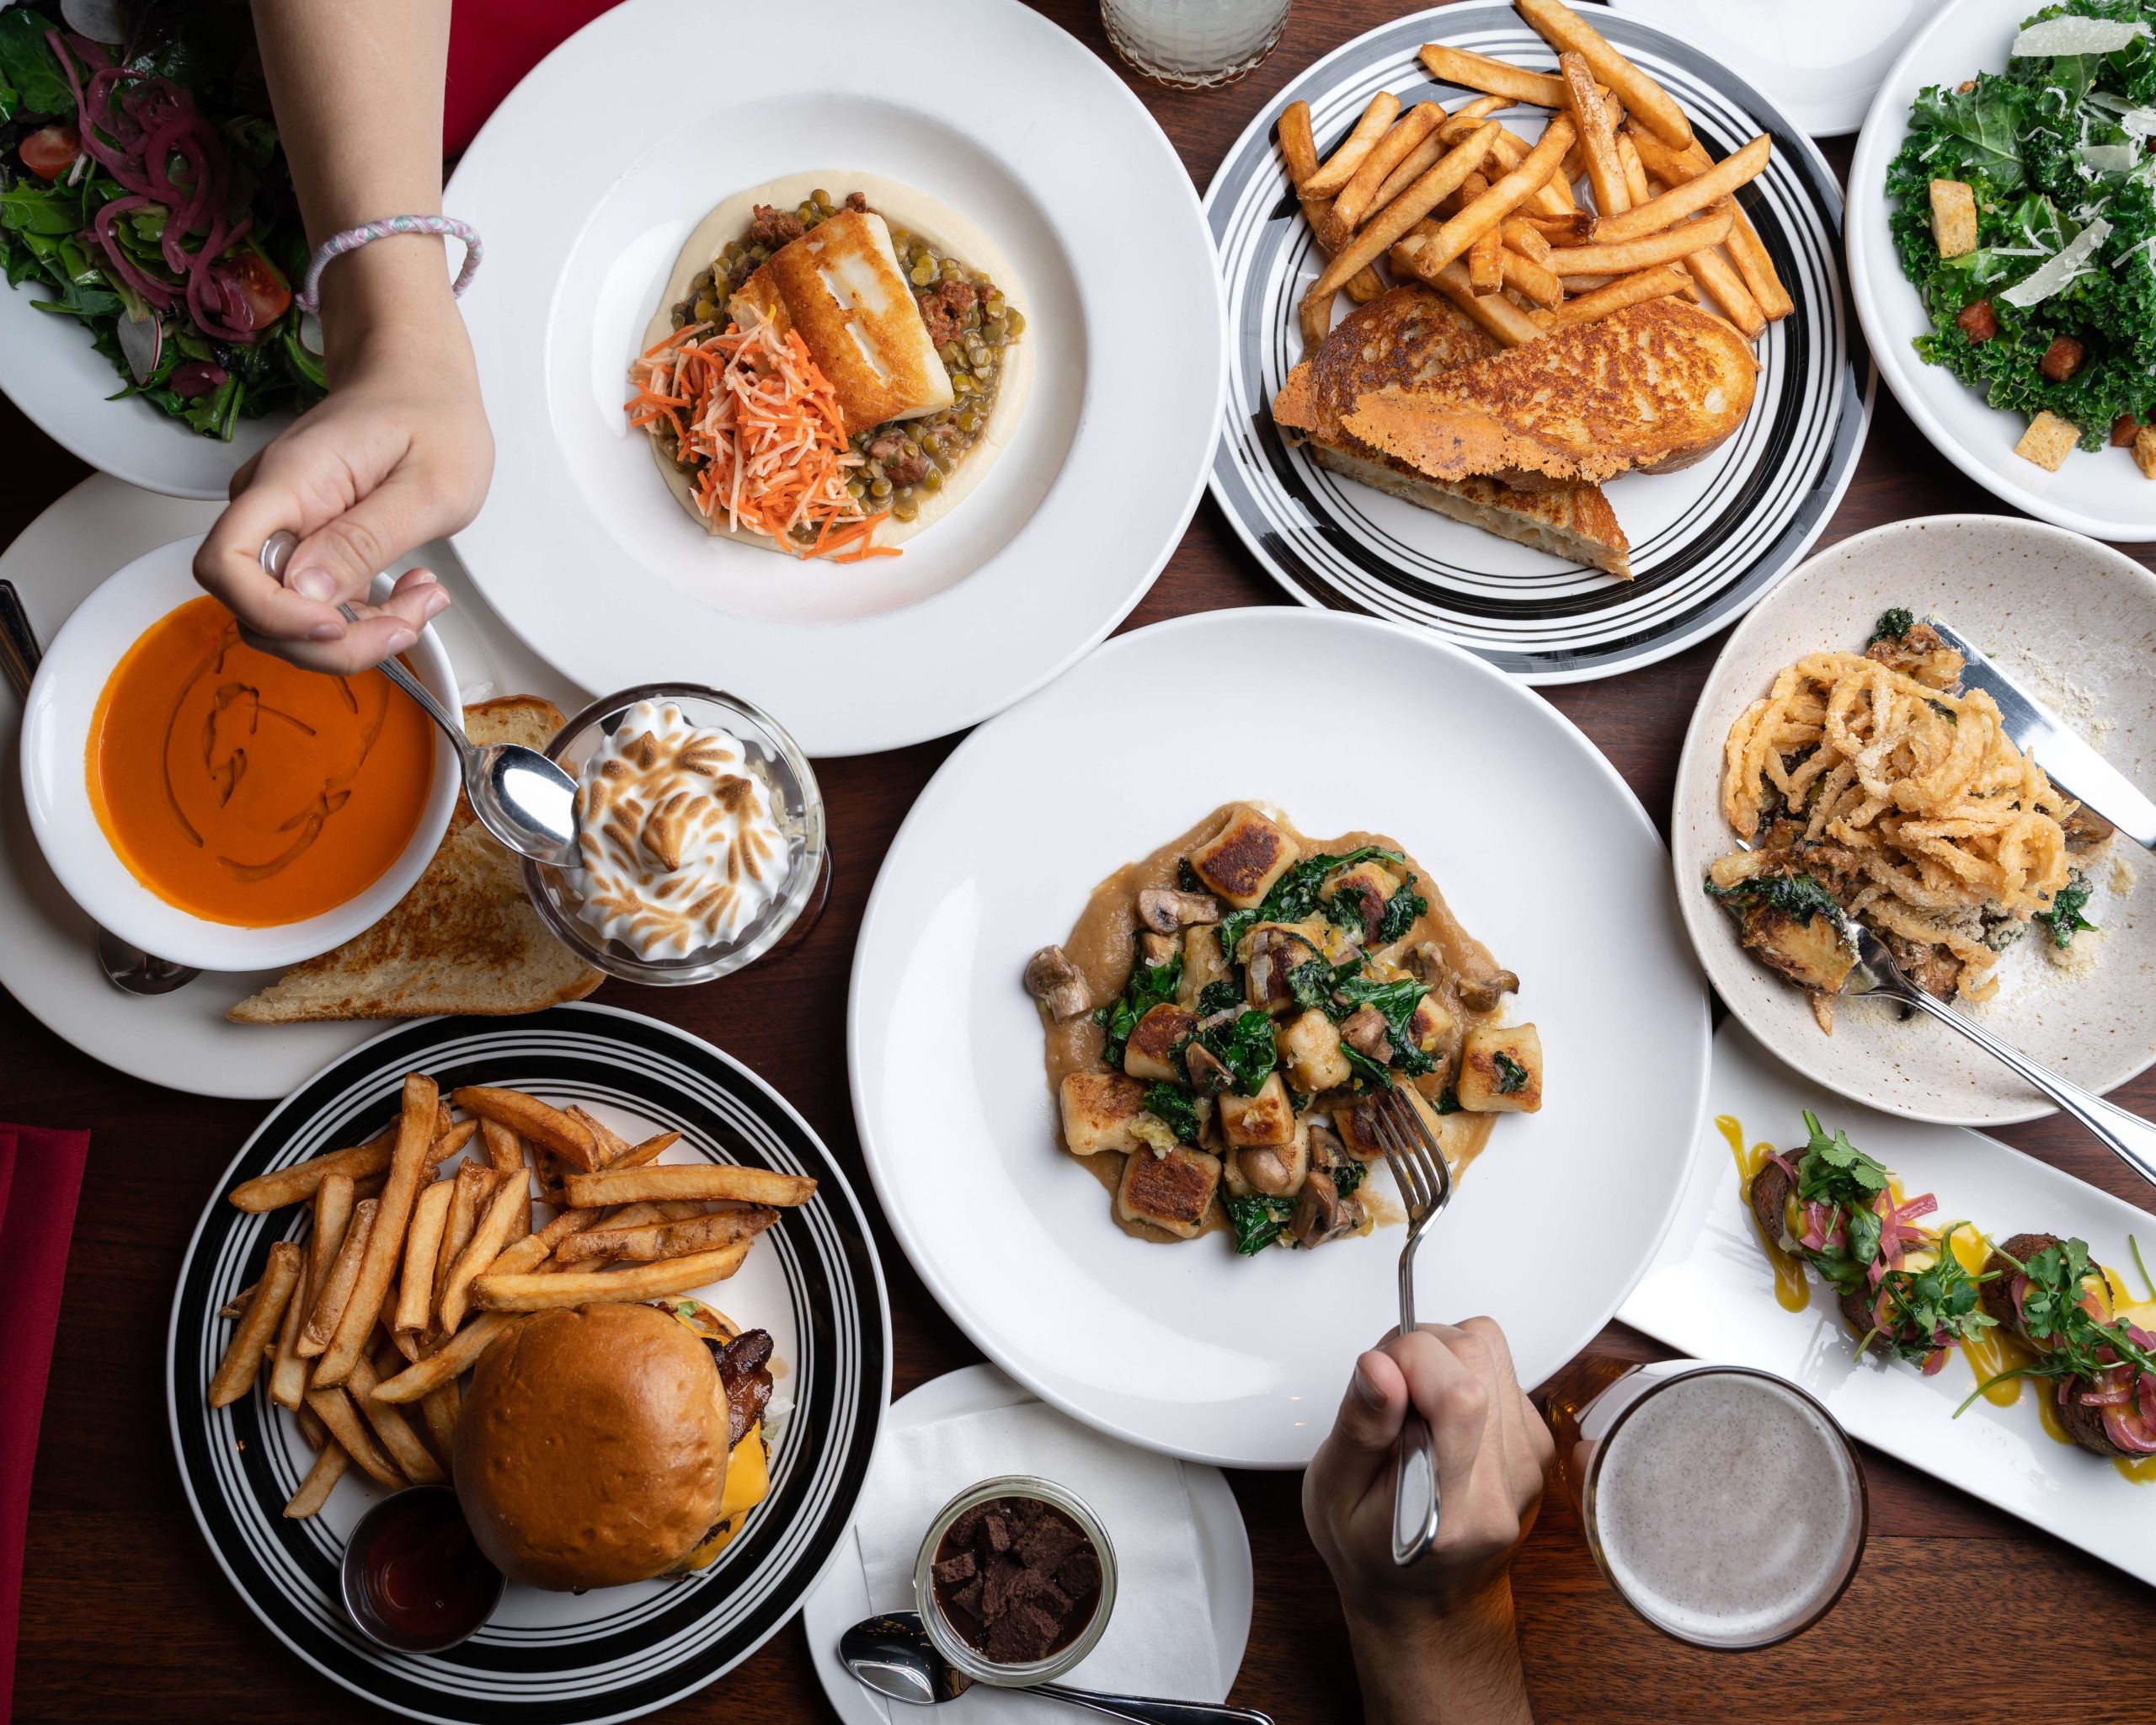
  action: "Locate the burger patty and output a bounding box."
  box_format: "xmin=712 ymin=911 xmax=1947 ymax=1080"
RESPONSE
xmin=718 ymin=1328 xmax=774 ymax=1449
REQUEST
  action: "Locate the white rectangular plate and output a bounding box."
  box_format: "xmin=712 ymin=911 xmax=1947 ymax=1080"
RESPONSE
xmin=1619 ymin=1020 xmax=2156 ymax=1585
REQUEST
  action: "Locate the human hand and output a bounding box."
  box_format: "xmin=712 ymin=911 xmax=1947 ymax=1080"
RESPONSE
xmin=192 ymin=285 xmax=492 ymax=675
xmin=1306 ymin=1319 xmax=1554 ymax=1621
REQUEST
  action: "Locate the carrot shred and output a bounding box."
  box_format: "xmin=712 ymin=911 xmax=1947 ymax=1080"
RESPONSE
xmin=625 ymin=309 xmax=890 ymax=562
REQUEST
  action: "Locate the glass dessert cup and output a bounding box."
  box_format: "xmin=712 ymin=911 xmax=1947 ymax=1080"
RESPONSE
xmin=521 ymin=681 xmax=828 ymax=985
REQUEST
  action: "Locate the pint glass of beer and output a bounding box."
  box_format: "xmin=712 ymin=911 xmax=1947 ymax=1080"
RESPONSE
xmin=1545 ymin=1359 xmax=1867 ymax=1649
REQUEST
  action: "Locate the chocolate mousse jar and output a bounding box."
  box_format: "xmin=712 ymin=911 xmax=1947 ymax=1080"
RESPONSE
xmin=520 ymin=681 xmax=829 ymax=985
xmin=913 ymin=1476 xmax=1118 ymax=1686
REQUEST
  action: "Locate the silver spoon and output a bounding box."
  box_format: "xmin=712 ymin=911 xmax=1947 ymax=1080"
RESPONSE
xmin=840 ymin=1612 xmax=1273 ymax=1725
xmin=258 ymin=533 xmax=579 ymax=866
xmin=1835 ymin=912 xmax=2156 ymax=1190
xmin=0 ymin=579 xmax=199 ymax=996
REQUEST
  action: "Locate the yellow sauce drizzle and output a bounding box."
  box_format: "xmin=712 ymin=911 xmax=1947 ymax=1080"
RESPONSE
xmin=1717 ymin=1114 xmax=1810 ymax=1312
xmin=1949 ymin=1225 xmax=2025 ymax=1407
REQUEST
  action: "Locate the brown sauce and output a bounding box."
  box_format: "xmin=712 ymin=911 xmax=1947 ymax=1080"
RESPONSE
xmin=1041 ymin=804 xmax=1504 ymax=1245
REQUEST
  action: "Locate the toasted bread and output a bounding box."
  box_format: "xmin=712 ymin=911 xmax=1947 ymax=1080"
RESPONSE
xmin=1340 ymin=297 xmax=1758 ymax=490
xmin=731 ymin=208 xmax=953 ymax=431
xmin=229 ymin=697 xmax=604 ymax=1024
xmin=1273 ymin=286 xmax=1631 ymax=578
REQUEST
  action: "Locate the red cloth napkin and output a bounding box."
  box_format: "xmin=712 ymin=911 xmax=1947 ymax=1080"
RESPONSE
xmin=0 ymin=1124 xmax=90 ymax=1725
xmin=446 ymin=0 xmax=624 ymax=158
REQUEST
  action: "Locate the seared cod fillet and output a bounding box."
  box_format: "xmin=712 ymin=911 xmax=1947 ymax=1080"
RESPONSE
xmin=1338 ymin=297 xmax=1758 ymax=491
xmin=1272 ymin=286 xmax=1631 ymax=578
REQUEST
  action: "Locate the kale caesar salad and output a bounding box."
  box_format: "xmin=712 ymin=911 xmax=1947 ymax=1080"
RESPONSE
xmin=1887 ymin=3 xmax=2156 ymax=475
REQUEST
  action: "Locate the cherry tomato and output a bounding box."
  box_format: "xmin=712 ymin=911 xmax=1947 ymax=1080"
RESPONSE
xmin=220 ymin=249 xmax=292 ymax=330
xmin=19 ymin=124 xmax=80 ymax=180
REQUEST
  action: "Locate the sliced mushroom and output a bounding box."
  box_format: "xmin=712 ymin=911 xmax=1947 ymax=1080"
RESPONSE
xmin=1023 ymin=945 xmax=1092 ymax=1022
xmin=1291 ymin=1170 xmax=1366 ymax=1247
xmin=1306 ymin=1118 xmax=1348 ymax=1172
xmin=1456 ymin=965 xmax=1520 ymax=1014
xmin=1139 ymin=930 xmax=1178 ymax=966
xmin=1239 ymin=1146 xmax=1296 ymax=1196
xmin=1184 ymin=1041 xmax=1234 ymax=1097
xmin=1138 ymin=887 xmax=1224 ymax=934
xmin=1341 ymin=1003 xmax=1393 ymax=1063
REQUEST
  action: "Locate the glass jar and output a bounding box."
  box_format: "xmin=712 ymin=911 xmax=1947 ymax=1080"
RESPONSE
xmin=1100 ymin=0 xmax=1292 ymax=88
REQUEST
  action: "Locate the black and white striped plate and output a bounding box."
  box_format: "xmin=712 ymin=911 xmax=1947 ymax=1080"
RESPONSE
xmin=1204 ymin=3 xmax=1873 ymax=683
xmin=164 ymin=1004 xmax=890 ymax=1724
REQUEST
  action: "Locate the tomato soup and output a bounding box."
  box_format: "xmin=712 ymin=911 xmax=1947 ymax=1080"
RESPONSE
xmin=86 ymin=595 xmax=436 ymax=927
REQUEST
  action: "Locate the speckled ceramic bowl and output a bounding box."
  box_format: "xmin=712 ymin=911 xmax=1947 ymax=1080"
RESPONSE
xmin=1673 ymin=515 xmax=2156 ymax=1124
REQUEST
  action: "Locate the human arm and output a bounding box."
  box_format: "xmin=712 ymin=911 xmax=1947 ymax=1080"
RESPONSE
xmin=1303 ymin=1320 xmax=1555 ymax=1725
xmin=191 ymin=0 xmax=490 ymax=673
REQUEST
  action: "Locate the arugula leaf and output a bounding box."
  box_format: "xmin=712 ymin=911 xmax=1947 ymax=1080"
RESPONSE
xmin=1492 ymin=1053 xmax=1529 ymax=1094
xmin=2039 ymin=875 xmax=2096 ymax=948
xmin=0 ymin=11 xmax=76 ymax=117
xmin=1142 ymin=1083 xmax=1200 ymax=1144
xmin=1193 ymin=1009 xmax=1278 ymax=1097
xmin=1224 ymin=1192 xmax=1297 ymax=1255
xmin=1091 ymin=936 xmax=1181 ymax=1071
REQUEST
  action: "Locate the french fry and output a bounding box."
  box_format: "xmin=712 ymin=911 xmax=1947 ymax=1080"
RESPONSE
xmin=433 ymin=1160 xmax=495 ymax=1314
xmin=1412 ymin=257 xmax=1545 ymax=346
xmin=306 ymin=1172 xmax=355 ymax=1305
xmin=1299 ymin=91 xmax=1401 ymax=198
xmin=1329 ymin=102 xmax=1442 ymax=237
xmin=562 ymin=1105 xmax=632 ymax=1167
xmin=1300 ymin=122 xmax=1501 ymax=345
xmin=1546 ymin=208 xmax=1732 ymax=277
xmin=489 ymin=1206 xmax=604 ymax=1279
xmin=348 ymin=1350 xmax=446 ymax=1485
xmin=475 ymin=1243 xmax=754 ymax=1313
xmin=1368 ymin=96 xmax=1504 ymax=220
xmin=371 ymin=1313 xmax=514 ymax=1405
xmin=1418 ymin=41 xmax=1565 ymax=108
xmin=300 ymin=1198 xmax=378 ymax=1358
xmin=227 ymin=1130 xmax=392 ymax=1212
xmin=296 ymin=1401 xmax=329 ymax=1451
xmin=423 ymin=1115 xmax=478 ymax=1177
xmin=1279 ymin=101 xmax=1387 ymax=303
xmin=552 ymin=1207 xmax=779 ymax=1267
xmin=1499 ymin=245 xmax=1564 ymax=307
xmin=306 ymin=1386 xmax=403 ymax=1488
xmin=451 ymin=1086 xmax=600 ymax=1172
xmin=1456 ymin=174 xmax=1504 ymax=292
xmin=284 ymin=1441 xmax=348 ymax=1519
xmin=563 ymin=1163 xmax=819 ymax=1210
xmin=1558 ymin=51 xmax=1629 ymax=216
xmin=1539 ymin=264 xmax=1689 ymax=327
xmin=1502 ymin=217 xmax=1554 ymax=264
xmin=207 ymin=1242 xmax=302 ymax=1408
xmin=611 ymin=1130 xmax=680 ymax=1173
xmin=1442 ymin=115 xmax=1577 ymax=217
xmin=1682 ymin=243 xmax=1765 ymax=335
xmin=217 ymin=1281 xmax=259 ymax=1322
xmin=420 ymin=1380 xmax=462 ymax=1471
xmin=315 ymin=1072 xmax=440 ymax=1388
xmin=1514 ymin=209 xmax=1595 ymax=243
xmin=1630 ymin=130 xmax=1792 ymax=320
xmin=1393 ymin=117 xmax=1574 ymax=281
xmin=395 ymin=1178 xmax=455 ymax=1335
xmin=479 ymin=1119 xmax=531 ymax=1245
xmin=435 ymin=1170 xmax=528 ymax=1337
xmin=1587 ymin=134 xmax=1768 ymax=244
xmin=1515 ymin=0 xmax=1693 ymax=150
xmin=270 ymin=1259 xmax=312 ymax=1409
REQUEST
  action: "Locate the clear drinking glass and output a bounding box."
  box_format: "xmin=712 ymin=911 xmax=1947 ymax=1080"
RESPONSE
xmin=1100 ymin=0 xmax=1292 ymax=88
xmin=1544 ymin=1359 xmax=1868 ymax=1651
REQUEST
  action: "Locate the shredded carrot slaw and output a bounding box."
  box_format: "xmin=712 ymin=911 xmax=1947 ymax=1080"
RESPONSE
xmin=626 ymin=312 xmax=899 ymax=563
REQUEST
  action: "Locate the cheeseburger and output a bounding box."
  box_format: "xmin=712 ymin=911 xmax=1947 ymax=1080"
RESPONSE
xmin=454 ymin=1300 xmax=775 ymax=1591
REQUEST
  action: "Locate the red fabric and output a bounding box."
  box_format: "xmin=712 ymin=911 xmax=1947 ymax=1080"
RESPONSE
xmin=445 ymin=0 xmax=625 ymax=158
xmin=0 ymin=1124 xmax=90 ymax=1724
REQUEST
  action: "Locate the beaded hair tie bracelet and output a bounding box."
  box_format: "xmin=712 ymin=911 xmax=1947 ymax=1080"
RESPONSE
xmin=293 ymin=215 xmax=483 ymax=314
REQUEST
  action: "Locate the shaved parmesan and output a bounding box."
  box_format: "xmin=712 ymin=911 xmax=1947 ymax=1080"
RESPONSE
xmin=2120 ymin=106 xmax=2156 ymax=138
xmin=2001 ymin=216 xmax=2112 ymax=306
xmin=2082 ymin=142 xmax=2140 ymax=174
xmin=2013 ymin=16 xmax=2151 ymax=57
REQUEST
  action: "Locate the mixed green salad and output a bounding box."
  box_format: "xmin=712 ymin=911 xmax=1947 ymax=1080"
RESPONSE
xmin=0 ymin=2 xmax=324 ymax=439
xmin=1886 ymin=1 xmax=2156 ymax=457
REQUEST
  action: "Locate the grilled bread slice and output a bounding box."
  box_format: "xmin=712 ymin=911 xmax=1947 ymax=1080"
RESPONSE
xmin=731 ymin=207 xmax=953 ymax=431
xmin=1272 ymin=286 xmax=1630 ymax=578
xmin=228 ymin=697 xmax=603 ymax=1024
xmin=1340 ymin=297 xmax=1758 ymax=491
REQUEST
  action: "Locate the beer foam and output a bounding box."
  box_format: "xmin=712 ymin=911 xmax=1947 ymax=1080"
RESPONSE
xmin=1591 ymin=1372 xmax=1860 ymax=1647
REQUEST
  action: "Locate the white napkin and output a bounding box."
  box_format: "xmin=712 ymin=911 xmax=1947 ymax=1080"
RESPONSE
xmin=851 ymin=1399 xmax=1223 ymax=1722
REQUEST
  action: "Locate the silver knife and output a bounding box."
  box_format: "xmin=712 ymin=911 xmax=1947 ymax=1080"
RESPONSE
xmin=1927 ymin=616 xmax=2156 ymax=851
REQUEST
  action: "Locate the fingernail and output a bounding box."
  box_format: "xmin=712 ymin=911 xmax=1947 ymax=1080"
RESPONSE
xmin=419 ymin=586 xmax=451 ymax=621
xmin=382 ymin=627 xmax=417 ymax=655
xmin=289 ymin=566 xmax=337 ymax=602
xmin=405 ymin=568 xmax=439 ymax=588
xmin=1353 ymin=1360 xmax=1386 ymax=1409
xmin=307 ymin=621 xmax=345 ymax=641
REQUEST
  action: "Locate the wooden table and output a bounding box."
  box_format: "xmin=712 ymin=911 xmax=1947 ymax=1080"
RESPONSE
xmin=11 ymin=3 xmax=2156 ymax=1720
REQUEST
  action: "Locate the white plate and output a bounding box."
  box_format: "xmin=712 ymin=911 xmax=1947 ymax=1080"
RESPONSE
xmin=445 ymin=0 xmax=1225 ymax=758
xmin=1621 ymin=1018 xmax=2156 ymax=1589
xmin=848 ymin=609 xmax=1710 ymax=1467
xmin=1672 ymin=515 xmax=2156 ymax=1125
xmin=0 ymin=271 xmax=284 ymax=499
xmin=798 ymin=1363 xmax=1252 ymax=1725
xmin=167 ymin=1004 xmax=890 ymax=1723
xmin=0 ymin=474 xmax=579 ymax=1098
xmin=1848 ymin=0 xmax=2156 ymax=542
xmin=1605 ymin=0 xmax=1936 ymax=136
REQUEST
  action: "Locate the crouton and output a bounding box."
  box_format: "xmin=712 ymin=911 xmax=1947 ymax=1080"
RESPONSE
xmin=1059 ymin=1071 xmax=1150 ymax=1156
xmin=1929 ymin=179 xmax=1977 ymax=259
xmin=2015 ymin=411 xmax=2078 ymax=473
xmin=1457 ymin=1023 xmax=1544 ymax=1114
xmin=2134 ymin=424 xmax=2156 ymax=480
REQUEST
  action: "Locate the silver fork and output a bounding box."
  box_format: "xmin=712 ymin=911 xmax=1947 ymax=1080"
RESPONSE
xmin=1833 ymin=911 xmax=2156 ymax=1192
xmin=1369 ymin=1087 xmax=1454 ymax=1567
